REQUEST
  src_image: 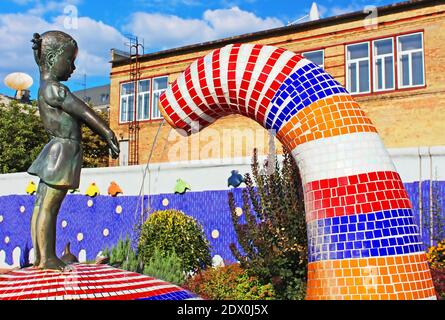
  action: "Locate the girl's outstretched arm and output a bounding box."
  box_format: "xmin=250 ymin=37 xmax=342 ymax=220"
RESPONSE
xmin=61 ymin=86 xmax=119 ymax=158
xmin=42 ymin=82 xmax=120 ymax=158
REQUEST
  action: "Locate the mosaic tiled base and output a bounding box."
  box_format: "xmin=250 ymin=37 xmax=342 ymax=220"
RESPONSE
xmin=159 ymin=43 xmax=436 ymax=300
xmin=0 ymin=264 xmax=199 ymax=300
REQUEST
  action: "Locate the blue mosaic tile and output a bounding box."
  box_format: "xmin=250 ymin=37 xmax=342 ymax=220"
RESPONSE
xmin=139 ymin=290 xmax=198 ymax=300
xmin=0 ymin=181 xmax=444 ymax=266
xmin=307 ymin=209 xmax=424 ymax=262
xmin=265 ymin=62 xmax=348 ymax=131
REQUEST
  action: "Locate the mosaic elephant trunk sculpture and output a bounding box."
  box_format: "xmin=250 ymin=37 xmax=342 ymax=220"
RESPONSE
xmin=159 ymin=44 xmax=436 ymax=300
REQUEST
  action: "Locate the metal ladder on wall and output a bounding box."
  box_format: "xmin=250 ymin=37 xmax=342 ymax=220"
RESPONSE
xmin=127 ymin=35 xmax=144 ymax=166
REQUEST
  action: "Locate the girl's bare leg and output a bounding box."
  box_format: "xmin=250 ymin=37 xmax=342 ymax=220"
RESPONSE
xmin=30 ymin=181 xmax=46 ymax=267
xmin=36 ymin=182 xmax=68 ymax=270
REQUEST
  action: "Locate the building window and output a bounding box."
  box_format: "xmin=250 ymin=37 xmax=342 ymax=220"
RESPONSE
xmin=397 ymin=33 xmax=425 ymax=88
xmin=302 ymin=50 xmax=324 ymax=69
xmin=120 ymin=76 xmax=168 ymax=123
xmin=120 ymin=82 xmax=134 ymax=123
xmin=152 ymin=76 xmax=168 ymax=119
xmin=346 ymin=42 xmax=370 ymax=94
xmin=373 ymin=38 xmax=395 ymax=91
xmin=137 ymin=79 xmax=150 ymax=120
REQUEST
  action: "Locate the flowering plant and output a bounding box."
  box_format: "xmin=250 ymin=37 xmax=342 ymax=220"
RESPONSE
xmin=426 ymin=239 xmax=445 ymax=269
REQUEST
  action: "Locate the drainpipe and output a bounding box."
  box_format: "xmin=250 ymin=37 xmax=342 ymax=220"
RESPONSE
xmin=429 ymin=147 xmax=433 ymax=247
xmin=418 ymin=147 xmax=423 ymax=243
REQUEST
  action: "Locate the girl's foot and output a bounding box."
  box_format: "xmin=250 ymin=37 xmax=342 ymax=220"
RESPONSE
xmin=38 ymin=257 xmax=67 ymax=271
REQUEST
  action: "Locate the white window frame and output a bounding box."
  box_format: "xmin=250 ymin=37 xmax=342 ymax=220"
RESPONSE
xmin=397 ymin=32 xmax=425 ymax=89
xmin=346 ymin=42 xmax=371 ymax=95
xmin=119 ymin=82 xmax=135 ymax=124
xmin=373 ymin=38 xmax=395 ymax=92
xmin=151 ymin=76 xmax=168 ymax=120
xmin=120 ymin=76 xmax=168 ymax=123
xmin=302 ymin=49 xmax=325 ymax=69
xmin=137 ymin=79 xmax=151 ymax=121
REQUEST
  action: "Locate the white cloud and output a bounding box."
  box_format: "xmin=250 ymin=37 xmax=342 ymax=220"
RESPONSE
xmin=203 ymin=7 xmax=282 ymax=36
xmin=330 ymin=4 xmax=364 ymax=16
xmin=0 ymin=11 xmax=125 ymax=89
xmin=52 ymin=16 xmax=126 ymax=75
xmin=124 ymin=6 xmax=284 ymax=51
xmin=26 ymin=0 xmax=82 ymax=17
xmin=0 ymin=3 xmax=284 ymax=95
xmin=126 ymin=12 xmax=213 ymax=50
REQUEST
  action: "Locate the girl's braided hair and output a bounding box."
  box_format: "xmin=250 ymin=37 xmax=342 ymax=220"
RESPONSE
xmin=31 ymin=31 xmax=77 ymax=71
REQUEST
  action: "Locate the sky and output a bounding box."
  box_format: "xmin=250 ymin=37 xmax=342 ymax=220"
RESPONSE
xmin=0 ymin=0 xmax=399 ymax=99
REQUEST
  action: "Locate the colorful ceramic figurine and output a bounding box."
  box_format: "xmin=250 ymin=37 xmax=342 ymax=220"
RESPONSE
xmin=25 ymin=181 xmax=37 ymax=195
xmin=227 ymin=170 xmax=244 ymax=188
xmin=85 ymin=182 xmax=100 ymax=197
xmin=108 ymin=181 xmax=123 ymax=197
xmin=174 ymin=178 xmax=191 ymax=194
xmin=29 ymin=31 xmax=120 ymax=270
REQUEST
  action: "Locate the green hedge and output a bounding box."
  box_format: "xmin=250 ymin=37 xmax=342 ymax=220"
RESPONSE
xmin=138 ymin=209 xmax=212 ymax=274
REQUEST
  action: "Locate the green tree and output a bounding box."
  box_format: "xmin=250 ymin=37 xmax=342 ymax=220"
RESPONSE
xmin=228 ymin=148 xmax=308 ymax=300
xmin=81 ymin=107 xmax=109 ymax=168
xmin=0 ymin=101 xmax=48 ymax=174
xmin=0 ymin=101 xmax=110 ymax=173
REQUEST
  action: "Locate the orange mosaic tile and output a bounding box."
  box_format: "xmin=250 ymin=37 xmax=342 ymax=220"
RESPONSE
xmin=306 ymin=253 xmax=436 ymax=300
xmin=276 ymin=94 xmax=377 ymax=149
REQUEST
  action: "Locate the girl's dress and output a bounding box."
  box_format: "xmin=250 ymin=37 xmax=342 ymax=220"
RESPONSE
xmin=28 ymin=135 xmax=83 ymax=189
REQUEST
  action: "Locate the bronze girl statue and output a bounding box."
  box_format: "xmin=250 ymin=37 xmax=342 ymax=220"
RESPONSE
xmin=29 ymin=31 xmax=120 ymax=270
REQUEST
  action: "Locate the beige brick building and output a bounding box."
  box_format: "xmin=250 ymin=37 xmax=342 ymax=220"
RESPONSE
xmin=109 ymin=0 xmax=445 ymax=167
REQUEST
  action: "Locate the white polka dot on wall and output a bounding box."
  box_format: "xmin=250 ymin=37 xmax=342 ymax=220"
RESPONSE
xmin=62 ymin=220 xmax=67 ymax=228
xmin=87 ymin=200 xmax=94 ymax=207
xmin=20 ymin=206 xmax=25 ymax=213
xmin=235 ymin=207 xmax=243 ymax=217
xmin=162 ymin=198 xmax=169 ymax=206
xmin=77 ymin=233 xmax=83 ymax=242
xmin=4 ymin=236 xmax=10 ymax=244
xmin=211 ymin=229 xmax=220 ymax=239
xmin=103 ymin=228 xmax=109 ymax=237
xmin=0 ymin=215 xmax=3 ymax=223
xmin=115 ymin=205 xmax=122 ymax=214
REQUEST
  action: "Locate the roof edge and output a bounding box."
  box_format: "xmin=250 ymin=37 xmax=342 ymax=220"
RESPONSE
xmin=111 ymin=0 xmax=442 ymax=68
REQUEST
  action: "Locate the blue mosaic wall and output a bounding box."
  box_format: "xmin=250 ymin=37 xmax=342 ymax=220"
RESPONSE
xmin=0 ymin=195 xmax=141 ymax=266
xmin=405 ymin=181 xmax=445 ymax=249
xmin=0 ymin=182 xmax=444 ymax=267
xmin=0 ymin=189 xmax=246 ymax=267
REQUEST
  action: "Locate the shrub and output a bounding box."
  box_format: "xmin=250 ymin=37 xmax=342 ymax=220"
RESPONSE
xmin=430 ymin=266 xmax=445 ymax=300
xmin=143 ymin=247 xmax=186 ymax=285
xmin=139 ymin=209 xmax=212 ymax=274
xmin=228 ymin=148 xmax=308 ymax=300
xmin=102 ymin=236 xmax=142 ymax=273
xmin=426 ymin=239 xmax=445 ymax=299
xmin=183 ymin=264 xmax=276 ymax=300
xmin=427 ymin=239 xmax=445 ymax=269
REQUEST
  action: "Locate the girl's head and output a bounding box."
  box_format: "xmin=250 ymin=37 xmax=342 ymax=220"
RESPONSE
xmin=32 ymin=31 xmax=78 ymax=81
